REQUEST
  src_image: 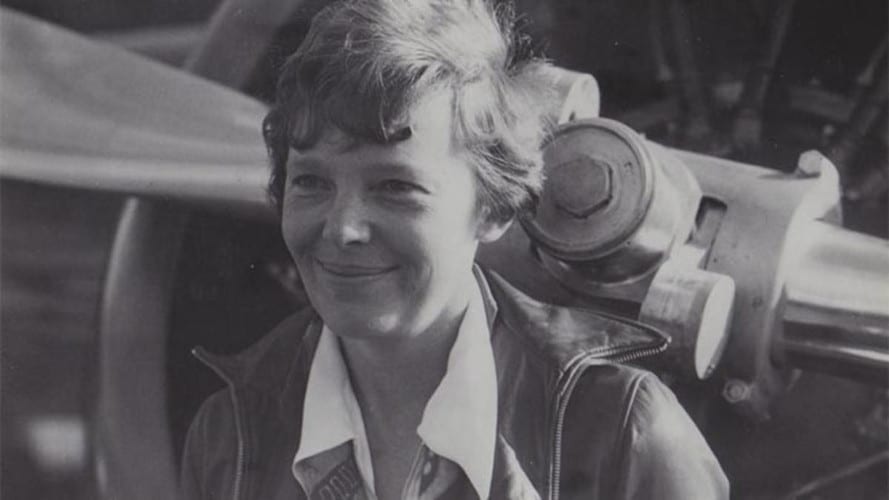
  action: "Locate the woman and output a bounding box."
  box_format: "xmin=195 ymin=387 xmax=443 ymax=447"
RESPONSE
xmin=181 ymin=0 xmax=729 ymax=498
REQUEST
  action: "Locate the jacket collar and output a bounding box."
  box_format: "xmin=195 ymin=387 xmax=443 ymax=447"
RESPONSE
xmin=192 ymin=307 xmax=322 ymax=424
xmin=481 ymin=268 xmax=668 ymax=371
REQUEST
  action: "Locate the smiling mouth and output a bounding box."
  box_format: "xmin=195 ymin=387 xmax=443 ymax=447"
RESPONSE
xmin=316 ymin=259 xmax=397 ymax=278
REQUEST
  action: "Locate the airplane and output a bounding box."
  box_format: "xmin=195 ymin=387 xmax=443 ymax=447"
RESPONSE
xmin=1 ymin=2 xmax=887 ymax=499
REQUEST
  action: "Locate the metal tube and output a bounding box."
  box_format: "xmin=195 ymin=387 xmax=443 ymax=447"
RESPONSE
xmin=731 ymin=0 xmax=797 ymax=151
xmin=780 ymin=220 xmax=889 ymax=384
xmin=779 ymin=449 xmax=889 ymax=500
xmin=828 ymin=59 xmax=889 ymax=175
xmin=666 ymin=0 xmax=712 ymax=148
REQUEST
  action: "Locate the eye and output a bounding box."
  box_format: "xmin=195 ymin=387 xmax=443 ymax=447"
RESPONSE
xmin=289 ymin=174 xmax=331 ymax=193
xmin=376 ymin=179 xmax=428 ymax=195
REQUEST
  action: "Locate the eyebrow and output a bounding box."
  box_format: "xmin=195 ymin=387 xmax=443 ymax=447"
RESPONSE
xmin=286 ymin=155 xmax=322 ymax=171
xmin=287 ymin=155 xmax=424 ymax=176
xmin=368 ymin=162 xmax=424 ymax=177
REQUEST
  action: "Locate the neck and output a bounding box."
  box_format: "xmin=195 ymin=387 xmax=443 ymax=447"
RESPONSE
xmin=339 ymin=269 xmax=477 ymax=416
xmin=339 ymin=304 xmax=466 ymax=417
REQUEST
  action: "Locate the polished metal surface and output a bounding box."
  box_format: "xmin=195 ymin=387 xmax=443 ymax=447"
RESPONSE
xmin=779 ymin=338 xmax=889 ymax=385
xmin=533 ymin=65 xmax=601 ymax=124
xmin=671 ymin=149 xmax=842 ymax=419
xmin=639 ymin=261 xmax=735 ymax=379
xmin=783 ymin=220 xmax=889 ymax=333
xmin=780 ymin=219 xmax=889 ymax=383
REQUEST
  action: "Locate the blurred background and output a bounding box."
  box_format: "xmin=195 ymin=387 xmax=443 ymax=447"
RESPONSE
xmin=1 ymin=0 xmax=886 ymax=498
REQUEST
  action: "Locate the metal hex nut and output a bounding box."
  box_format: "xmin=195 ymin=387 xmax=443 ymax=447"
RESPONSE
xmin=549 ymin=156 xmax=613 ymax=219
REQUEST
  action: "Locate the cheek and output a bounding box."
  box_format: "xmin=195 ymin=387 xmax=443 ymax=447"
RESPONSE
xmin=405 ymin=216 xmax=479 ymax=277
xmin=280 ymin=204 xmax=319 ymax=257
xmin=410 ymin=187 xmax=482 ymax=270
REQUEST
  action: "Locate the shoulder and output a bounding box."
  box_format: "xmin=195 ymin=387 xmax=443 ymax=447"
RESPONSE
xmin=571 ymin=365 xmax=689 ymax=437
xmin=564 ymin=365 xmax=729 ymax=500
xmin=180 ymin=389 xmax=238 ymax=500
xmin=561 ymin=363 xmax=655 ymax=461
xmin=182 ymin=307 xmax=320 ymax=470
xmin=181 ymin=309 xmax=320 ymax=499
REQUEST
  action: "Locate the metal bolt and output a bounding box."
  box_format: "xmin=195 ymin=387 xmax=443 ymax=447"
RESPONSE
xmin=723 ymin=379 xmax=752 ymax=403
xmin=796 ymin=150 xmax=832 ymax=178
xmin=549 ymin=156 xmax=613 ymax=219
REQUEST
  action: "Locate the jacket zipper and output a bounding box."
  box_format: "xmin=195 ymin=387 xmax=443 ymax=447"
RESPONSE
xmin=193 ymin=348 xmax=247 ymax=500
xmin=228 ymin=387 xmax=247 ymax=500
xmin=547 ymin=340 xmax=668 ymax=500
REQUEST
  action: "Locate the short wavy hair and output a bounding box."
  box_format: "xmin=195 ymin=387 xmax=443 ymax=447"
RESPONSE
xmin=263 ymin=0 xmax=552 ymax=221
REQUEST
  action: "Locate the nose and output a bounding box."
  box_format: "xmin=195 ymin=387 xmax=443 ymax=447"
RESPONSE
xmin=322 ymin=192 xmax=371 ymax=246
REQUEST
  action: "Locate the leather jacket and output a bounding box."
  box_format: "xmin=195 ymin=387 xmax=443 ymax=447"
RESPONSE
xmin=181 ymin=268 xmax=729 ymax=500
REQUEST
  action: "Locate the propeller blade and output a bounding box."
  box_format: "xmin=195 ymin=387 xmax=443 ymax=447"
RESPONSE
xmin=0 ymin=8 xmax=273 ymax=218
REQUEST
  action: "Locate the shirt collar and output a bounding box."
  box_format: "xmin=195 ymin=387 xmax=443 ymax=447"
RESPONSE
xmin=416 ymin=274 xmax=497 ymax=498
xmin=292 ymin=275 xmax=498 ymax=499
xmin=292 ymin=327 xmax=375 ymax=495
xmin=292 ymin=327 xmax=361 ymax=461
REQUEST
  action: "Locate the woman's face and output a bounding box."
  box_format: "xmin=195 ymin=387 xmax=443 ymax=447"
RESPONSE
xmin=281 ymin=91 xmax=507 ymax=342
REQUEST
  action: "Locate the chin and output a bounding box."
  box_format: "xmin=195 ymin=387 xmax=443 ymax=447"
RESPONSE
xmin=320 ymin=305 xmax=405 ymax=339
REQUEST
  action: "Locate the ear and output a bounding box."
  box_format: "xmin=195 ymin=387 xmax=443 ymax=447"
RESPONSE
xmin=476 ymin=214 xmax=514 ymax=243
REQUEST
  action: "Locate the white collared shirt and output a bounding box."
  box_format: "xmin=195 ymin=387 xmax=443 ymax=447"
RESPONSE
xmin=292 ymin=277 xmax=498 ymax=499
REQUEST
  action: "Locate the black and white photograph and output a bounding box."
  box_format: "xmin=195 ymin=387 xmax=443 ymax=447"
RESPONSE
xmin=1 ymin=0 xmax=887 ymax=499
